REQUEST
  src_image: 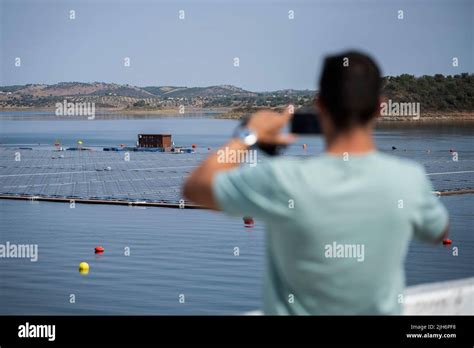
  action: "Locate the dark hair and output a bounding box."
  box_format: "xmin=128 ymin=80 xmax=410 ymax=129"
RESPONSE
xmin=319 ymin=51 xmax=381 ymax=131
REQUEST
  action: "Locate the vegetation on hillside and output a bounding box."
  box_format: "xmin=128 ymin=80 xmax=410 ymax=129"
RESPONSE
xmin=0 ymin=74 xmax=472 ymax=118
xmin=382 ymin=73 xmax=473 ymax=111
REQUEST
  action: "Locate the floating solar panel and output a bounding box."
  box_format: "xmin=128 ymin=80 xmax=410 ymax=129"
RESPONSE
xmin=0 ymin=147 xmax=473 ymax=207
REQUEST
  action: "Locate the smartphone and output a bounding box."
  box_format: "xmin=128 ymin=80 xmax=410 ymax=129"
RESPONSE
xmin=241 ymin=107 xmax=321 ymax=156
xmin=291 ymin=108 xmax=321 ymax=135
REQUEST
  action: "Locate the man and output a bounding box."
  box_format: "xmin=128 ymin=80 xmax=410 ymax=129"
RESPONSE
xmin=183 ymin=51 xmax=449 ymax=315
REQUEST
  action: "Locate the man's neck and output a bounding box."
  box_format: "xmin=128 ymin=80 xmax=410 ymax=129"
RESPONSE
xmin=325 ymin=127 xmax=376 ymax=155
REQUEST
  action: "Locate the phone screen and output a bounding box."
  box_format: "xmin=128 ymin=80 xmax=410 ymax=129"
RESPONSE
xmin=291 ymin=109 xmax=321 ymax=135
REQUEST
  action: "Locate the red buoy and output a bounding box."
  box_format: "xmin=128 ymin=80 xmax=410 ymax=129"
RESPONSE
xmin=95 ymin=246 xmax=104 ymax=254
xmin=192 ymin=144 xmax=197 ymax=149
xmin=243 ymin=216 xmax=254 ymax=228
xmin=442 ymin=239 xmax=452 ymax=245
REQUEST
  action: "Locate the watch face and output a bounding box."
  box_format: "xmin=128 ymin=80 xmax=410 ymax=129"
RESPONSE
xmin=234 ymin=126 xmax=257 ymax=146
xmin=243 ymin=132 xmax=257 ymax=146
xmin=236 ymin=127 xmax=257 ymax=146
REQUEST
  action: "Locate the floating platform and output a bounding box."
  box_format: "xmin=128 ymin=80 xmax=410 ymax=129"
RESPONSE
xmin=0 ymin=147 xmax=473 ymax=209
xmin=0 ymin=148 xmax=205 ymax=208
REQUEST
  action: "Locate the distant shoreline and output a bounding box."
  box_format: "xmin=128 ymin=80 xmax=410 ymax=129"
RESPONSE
xmin=0 ymin=106 xmax=230 ymax=115
xmin=216 ymin=107 xmax=474 ymax=121
xmin=0 ymin=107 xmax=231 ymax=120
xmin=0 ymin=107 xmax=473 ymax=123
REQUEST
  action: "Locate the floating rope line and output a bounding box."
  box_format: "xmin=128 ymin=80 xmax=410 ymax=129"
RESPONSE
xmin=433 ymin=189 xmax=474 ymax=196
xmin=427 ymin=170 xmax=474 ymax=176
xmin=0 ymin=195 xmax=202 ymax=209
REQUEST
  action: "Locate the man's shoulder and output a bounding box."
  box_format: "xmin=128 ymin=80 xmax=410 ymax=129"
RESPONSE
xmin=266 ymin=152 xmax=424 ymax=169
xmin=263 ymin=152 xmax=428 ymax=184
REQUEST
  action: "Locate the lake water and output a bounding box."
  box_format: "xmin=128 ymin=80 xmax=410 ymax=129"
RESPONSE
xmin=0 ymin=115 xmax=473 ymax=314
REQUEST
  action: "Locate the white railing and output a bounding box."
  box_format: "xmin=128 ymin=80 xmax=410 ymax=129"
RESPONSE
xmin=403 ymin=277 xmax=473 ymax=315
xmin=244 ymin=277 xmax=474 ymax=315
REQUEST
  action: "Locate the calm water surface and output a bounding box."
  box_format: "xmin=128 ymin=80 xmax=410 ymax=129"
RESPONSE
xmin=0 ymin=116 xmax=473 ymax=314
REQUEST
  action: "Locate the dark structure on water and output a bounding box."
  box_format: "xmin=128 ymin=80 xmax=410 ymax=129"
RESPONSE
xmin=138 ymin=134 xmax=172 ymax=149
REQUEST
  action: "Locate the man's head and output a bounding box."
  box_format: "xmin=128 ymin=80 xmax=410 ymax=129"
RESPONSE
xmin=316 ymin=51 xmax=382 ymax=136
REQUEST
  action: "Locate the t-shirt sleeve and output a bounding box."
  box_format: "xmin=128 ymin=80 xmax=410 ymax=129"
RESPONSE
xmin=213 ymin=162 xmax=291 ymax=220
xmin=413 ymin=168 xmax=449 ymax=241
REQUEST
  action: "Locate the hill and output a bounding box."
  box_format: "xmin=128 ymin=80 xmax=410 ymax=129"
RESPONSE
xmin=143 ymin=85 xmax=258 ymax=98
xmin=0 ymin=74 xmax=472 ymax=120
xmin=382 ymin=73 xmax=473 ymax=112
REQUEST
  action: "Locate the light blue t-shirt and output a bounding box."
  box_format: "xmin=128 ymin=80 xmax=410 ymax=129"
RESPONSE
xmin=213 ymin=151 xmax=448 ymax=315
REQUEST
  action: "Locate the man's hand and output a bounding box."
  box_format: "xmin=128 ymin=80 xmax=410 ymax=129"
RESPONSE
xmin=247 ymin=107 xmax=296 ymax=145
xmin=183 ymin=106 xmax=295 ymax=210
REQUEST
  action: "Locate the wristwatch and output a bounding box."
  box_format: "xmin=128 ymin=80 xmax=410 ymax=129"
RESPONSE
xmin=233 ymin=126 xmax=258 ymax=146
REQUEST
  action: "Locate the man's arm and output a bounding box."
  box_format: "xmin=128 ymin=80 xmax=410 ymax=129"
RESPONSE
xmin=413 ymin=169 xmax=450 ymax=244
xmin=183 ymin=139 xmax=248 ymax=210
xmin=182 ymin=108 xmax=294 ymax=210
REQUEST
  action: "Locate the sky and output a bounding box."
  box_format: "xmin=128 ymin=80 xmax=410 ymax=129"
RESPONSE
xmin=0 ymin=0 xmax=472 ymax=91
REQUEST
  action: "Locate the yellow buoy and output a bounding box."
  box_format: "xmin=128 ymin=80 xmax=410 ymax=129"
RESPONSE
xmin=78 ymin=262 xmax=89 ymax=275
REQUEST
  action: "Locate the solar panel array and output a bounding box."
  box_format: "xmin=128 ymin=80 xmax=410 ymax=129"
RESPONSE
xmin=0 ymin=147 xmax=472 ymax=205
xmin=0 ymin=148 xmax=207 ymax=204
